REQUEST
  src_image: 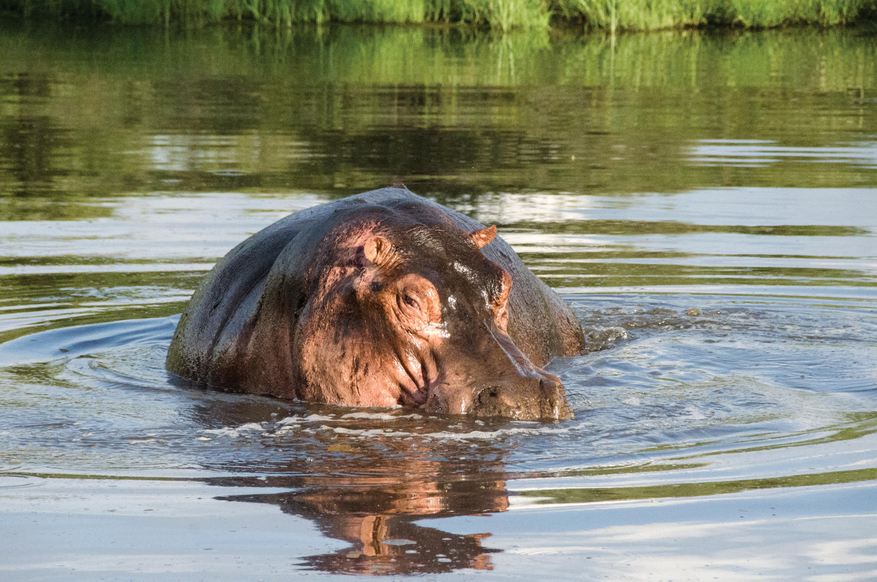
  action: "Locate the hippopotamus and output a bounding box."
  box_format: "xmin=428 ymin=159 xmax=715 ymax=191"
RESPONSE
xmin=166 ymin=187 xmax=584 ymax=421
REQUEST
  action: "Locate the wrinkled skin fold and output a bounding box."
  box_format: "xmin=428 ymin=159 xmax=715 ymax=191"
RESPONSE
xmin=166 ymin=188 xmax=585 ymax=421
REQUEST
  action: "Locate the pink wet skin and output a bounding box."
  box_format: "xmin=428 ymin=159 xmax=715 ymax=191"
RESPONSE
xmin=166 ymin=188 xmax=582 ymax=421
xmin=293 ymin=222 xmax=572 ymax=421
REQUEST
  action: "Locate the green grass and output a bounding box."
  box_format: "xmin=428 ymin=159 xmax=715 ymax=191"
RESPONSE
xmin=0 ymin=0 xmax=875 ymax=31
xmin=555 ymin=0 xmax=716 ymax=32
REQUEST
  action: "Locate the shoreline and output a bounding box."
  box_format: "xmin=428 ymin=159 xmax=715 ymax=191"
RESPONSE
xmin=3 ymin=0 xmax=876 ymax=33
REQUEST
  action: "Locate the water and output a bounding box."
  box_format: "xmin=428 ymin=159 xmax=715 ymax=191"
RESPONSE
xmin=1 ymin=23 xmax=876 ymax=580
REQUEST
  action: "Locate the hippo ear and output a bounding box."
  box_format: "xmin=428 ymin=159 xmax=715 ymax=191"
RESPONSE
xmin=470 ymin=225 xmax=497 ymax=249
xmin=363 ymin=235 xmax=394 ymax=266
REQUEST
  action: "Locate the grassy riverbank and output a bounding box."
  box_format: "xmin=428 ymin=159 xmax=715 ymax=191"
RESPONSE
xmin=2 ymin=0 xmax=875 ymax=31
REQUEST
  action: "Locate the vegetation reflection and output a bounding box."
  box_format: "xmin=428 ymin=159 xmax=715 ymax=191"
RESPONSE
xmin=520 ymin=467 xmax=877 ymax=504
xmin=1 ymin=25 xmax=875 ymax=199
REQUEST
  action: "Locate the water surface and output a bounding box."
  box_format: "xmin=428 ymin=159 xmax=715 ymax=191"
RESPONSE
xmin=1 ymin=23 xmax=876 ymax=579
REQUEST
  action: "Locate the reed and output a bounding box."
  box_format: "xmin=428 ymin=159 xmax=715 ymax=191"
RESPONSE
xmin=555 ymin=0 xmax=716 ymax=33
xmin=0 ymin=0 xmax=874 ymax=29
xmin=555 ymin=0 xmax=875 ymax=30
xmin=726 ymin=0 xmax=868 ymax=27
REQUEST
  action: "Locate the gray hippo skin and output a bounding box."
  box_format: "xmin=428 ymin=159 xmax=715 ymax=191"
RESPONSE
xmin=166 ymin=187 xmax=585 ymax=421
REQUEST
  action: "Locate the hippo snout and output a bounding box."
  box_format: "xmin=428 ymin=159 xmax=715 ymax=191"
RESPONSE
xmin=472 ymin=373 xmax=572 ymax=421
xmin=538 ymin=375 xmax=573 ymax=420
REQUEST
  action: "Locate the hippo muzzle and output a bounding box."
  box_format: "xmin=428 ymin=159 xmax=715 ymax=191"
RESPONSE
xmin=423 ymin=322 xmax=573 ymax=421
xmin=471 ymin=374 xmax=572 ymax=421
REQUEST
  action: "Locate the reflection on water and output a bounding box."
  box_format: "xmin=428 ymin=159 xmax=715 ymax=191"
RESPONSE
xmin=1 ymin=24 xmax=876 ymax=202
xmin=522 ymin=466 xmax=877 ymax=505
xmin=213 ymin=447 xmax=508 ymax=574
xmin=191 ymin=408 xmax=513 ymax=574
xmin=1 ymin=22 xmax=876 ymax=578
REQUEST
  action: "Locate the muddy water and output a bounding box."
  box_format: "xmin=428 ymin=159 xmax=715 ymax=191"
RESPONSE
xmin=1 ymin=23 xmax=876 ymax=579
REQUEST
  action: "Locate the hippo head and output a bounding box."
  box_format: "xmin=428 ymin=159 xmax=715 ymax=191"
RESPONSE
xmin=295 ymin=209 xmax=573 ymax=422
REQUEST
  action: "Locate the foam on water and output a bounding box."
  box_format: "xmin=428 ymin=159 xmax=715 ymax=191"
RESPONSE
xmin=198 ymin=412 xmax=574 ymax=443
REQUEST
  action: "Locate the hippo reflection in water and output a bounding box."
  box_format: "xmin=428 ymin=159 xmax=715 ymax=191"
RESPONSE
xmin=166 ymin=187 xmax=584 ymax=420
xmin=215 ymin=444 xmax=508 ymax=574
xmin=191 ymin=395 xmax=513 ymax=575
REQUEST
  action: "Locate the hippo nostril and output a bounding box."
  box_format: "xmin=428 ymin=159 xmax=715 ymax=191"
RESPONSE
xmin=538 ymin=374 xmax=573 ymax=421
xmin=540 ymin=377 xmax=557 ymax=391
xmin=539 ymin=375 xmax=562 ymax=398
xmin=478 ymin=385 xmax=500 ymax=406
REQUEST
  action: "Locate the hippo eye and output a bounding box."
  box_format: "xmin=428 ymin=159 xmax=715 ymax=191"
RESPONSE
xmin=398 ymin=291 xmax=424 ymax=316
xmin=395 ymin=274 xmax=442 ymax=331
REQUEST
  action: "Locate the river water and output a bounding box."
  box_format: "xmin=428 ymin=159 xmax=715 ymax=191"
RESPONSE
xmin=1 ymin=23 xmax=876 ymax=580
